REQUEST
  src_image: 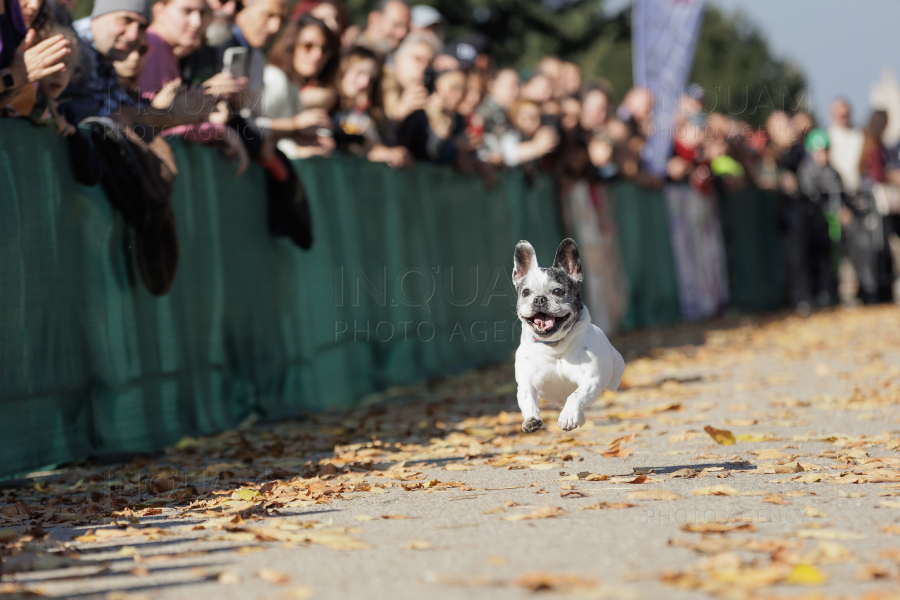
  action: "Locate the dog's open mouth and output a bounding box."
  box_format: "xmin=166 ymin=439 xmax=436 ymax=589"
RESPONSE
xmin=525 ymin=311 xmax=571 ymax=335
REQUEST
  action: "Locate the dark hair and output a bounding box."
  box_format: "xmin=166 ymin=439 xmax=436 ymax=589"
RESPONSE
xmin=859 ymin=109 xmax=889 ymax=175
xmin=582 ymin=79 xmax=615 ymax=106
xmin=372 ymin=0 xmax=408 ymax=13
xmin=337 ymin=46 xmax=387 ymax=135
xmin=289 ymin=0 xmax=349 ymax=35
xmin=866 ymin=109 xmax=888 ymax=140
xmin=29 ymin=0 xmax=55 ymax=41
xmin=268 ymin=14 xmax=341 ymax=86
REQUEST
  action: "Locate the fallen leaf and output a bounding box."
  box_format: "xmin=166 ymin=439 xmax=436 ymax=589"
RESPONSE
xmin=628 ymin=489 xmax=684 ymax=501
xmin=856 ymin=564 xmax=891 ymax=581
xmin=680 ymin=522 xmax=755 ymax=534
xmin=512 ymin=572 xmax=600 ymax=592
xmin=404 ymin=540 xmax=434 ymax=550
xmin=258 ymin=568 xmax=291 ymax=584
xmin=690 ymin=485 xmax=739 ymax=497
xmin=580 ymin=502 xmax=635 ymax=510
xmin=218 ymin=572 xmax=242 ymax=585
xmin=785 ymin=564 xmax=826 ymax=585
xmin=502 ymin=506 xmax=566 ymax=521
xmin=704 ymin=425 xmax=736 ymax=446
xmin=804 ymin=506 xmax=828 ymax=518
xmin=796 ymin=529 xmax=866 ymax=540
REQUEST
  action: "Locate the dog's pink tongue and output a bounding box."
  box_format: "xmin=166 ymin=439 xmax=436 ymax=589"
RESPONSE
xmin=534 ymin=316 xmax=556 ymax=331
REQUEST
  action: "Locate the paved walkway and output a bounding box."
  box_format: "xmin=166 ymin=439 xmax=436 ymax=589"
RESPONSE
xmin=2 ymin=306 xmax=900 ymax=600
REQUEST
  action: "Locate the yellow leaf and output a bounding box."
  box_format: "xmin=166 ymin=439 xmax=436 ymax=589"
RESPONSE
xmin=404 ymin=540 xmax=434 ymax=550
xmin=354 ymin=515 xmax=376 ymax=521
xmin=704 ymin=426 xmax=736 ymax=445
xmin=785 ymin=564 xmax=826 ymax=585
xmin=882 ymin=500 xmax=900 ymax=509
xmin=237 ymin=488 xmax=261 ymax=502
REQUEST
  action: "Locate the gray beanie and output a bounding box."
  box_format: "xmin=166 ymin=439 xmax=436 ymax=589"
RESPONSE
xmin=91 ymin=0 xmax=151 ymax=22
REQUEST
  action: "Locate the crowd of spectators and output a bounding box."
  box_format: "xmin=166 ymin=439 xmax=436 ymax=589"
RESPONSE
xmin=0 ymin=0 xmax=897 ymax=307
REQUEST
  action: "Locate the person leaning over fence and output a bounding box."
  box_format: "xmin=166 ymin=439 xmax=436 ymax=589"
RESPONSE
xmin=397 ymin=65 xmax=467 ymax=165
xmin=497 ymin=97 xmax=558 ymax=172
xmin=381 ymin=31 xmax=435 ymax=125
xmin=136 ymin=0 xmax=248 ymax=175
xmin=216 ymin=0 xmax=316 ymax=249
xmin=58 ymin=0 xmax=223 ymax=129
xmin=474 ymin=67 xmax=518 ymax=165
xmin=332 ymin=45 xmax=409 ymax=168
xmin=260 ymin=13 xmax=338 ymax=159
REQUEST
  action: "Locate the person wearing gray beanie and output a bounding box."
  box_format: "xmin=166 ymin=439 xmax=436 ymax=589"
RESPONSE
xmin=91 ymin=0 xmax=151 ymax=23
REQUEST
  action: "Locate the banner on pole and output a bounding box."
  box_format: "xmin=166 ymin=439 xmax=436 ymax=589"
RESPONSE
xmin=632 ymin=0 xmax=706 ymax=176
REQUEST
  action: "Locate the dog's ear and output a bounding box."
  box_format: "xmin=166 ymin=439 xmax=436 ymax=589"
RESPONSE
xmin=513 ymin=240 xmax=539 ymax=284
xmin=553 ymin=238 xmax=583 ymax=283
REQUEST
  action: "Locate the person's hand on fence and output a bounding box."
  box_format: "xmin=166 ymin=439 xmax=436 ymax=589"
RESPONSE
xmin=367 ymin=144 xmax=412 ymax=169
xmin=9 ymin=31 xmax=70 ymax=89
xmin=51 ymin=105 xmax=76 ymax=137
xmin=221 ymin=126 xmax=249 ymax=177
xmin=291 ymin=108 xmax=331 ymax=133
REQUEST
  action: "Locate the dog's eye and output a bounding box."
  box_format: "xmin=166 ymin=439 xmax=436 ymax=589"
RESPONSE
xmin=522 ymin=289 xmax=531 ymax=297
xmin=552 ymin=288 xmax=564 ymax=296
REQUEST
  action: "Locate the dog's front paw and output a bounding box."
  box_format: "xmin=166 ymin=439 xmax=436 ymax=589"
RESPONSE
xmin=558 ymin=409 xmax=583 ymax=431
xmin=522 ymin=417 xmax=543 ymax=433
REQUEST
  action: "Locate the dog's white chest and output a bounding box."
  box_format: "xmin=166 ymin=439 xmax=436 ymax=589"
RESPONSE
xmin=531 ymin=356 xmax=580 ymax=405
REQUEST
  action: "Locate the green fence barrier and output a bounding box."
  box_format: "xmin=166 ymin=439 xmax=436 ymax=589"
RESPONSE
xmin=0 ymin=120 xmax=561 ymax=479
xmin=608 ymin=182 xmax=682 ymax=330
xmin=717 ymin=186 xmax=786 ymax=311
xmin=0 ymin=120 xmax=787 ymax=479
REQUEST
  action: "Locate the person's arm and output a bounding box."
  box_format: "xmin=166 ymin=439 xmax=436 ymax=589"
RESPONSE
xmin=514 ymin=126 xmax=559 ymax=164
xmin=258 ymin=67 xmax=329 ymax=140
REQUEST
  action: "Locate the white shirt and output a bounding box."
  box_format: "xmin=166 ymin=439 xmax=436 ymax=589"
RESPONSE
xmin=827 ymin=125 xmax=864 ymax=193
xmin=260 ymin=65 xmax=304 ymax=159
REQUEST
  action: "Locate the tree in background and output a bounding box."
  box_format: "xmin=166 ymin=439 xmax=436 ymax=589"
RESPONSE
xmin=72 ymin=0 xmax=807 ymax=124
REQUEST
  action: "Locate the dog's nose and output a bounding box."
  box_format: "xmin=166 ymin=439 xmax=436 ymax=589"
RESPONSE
xmin=533 ymin=295 xmax=547 ymax=307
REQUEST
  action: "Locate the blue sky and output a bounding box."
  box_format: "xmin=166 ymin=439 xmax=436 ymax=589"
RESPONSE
xmin=604 ymin=0 xmax=900 ymax=126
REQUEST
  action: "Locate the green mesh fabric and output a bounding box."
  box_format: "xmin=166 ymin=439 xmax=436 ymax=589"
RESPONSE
xmin=0 ymin=120 xmax=786 ymax=479
xmin=608 ymin=182 xmax=682 ymax=331
xmin=717 ymin=187 xmax=787 ymax=311
xmin=0 ymin=120 xmax=561 ymax=478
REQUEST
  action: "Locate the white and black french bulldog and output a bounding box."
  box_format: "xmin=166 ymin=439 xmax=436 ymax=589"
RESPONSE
xmin=513 ymin=238 xmax=625 ymax=432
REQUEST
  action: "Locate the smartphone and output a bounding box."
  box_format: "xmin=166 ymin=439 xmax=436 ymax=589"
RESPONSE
xmin=222 ymin=46 xmax=249 ymax=80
